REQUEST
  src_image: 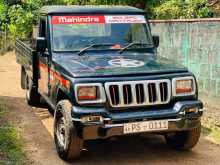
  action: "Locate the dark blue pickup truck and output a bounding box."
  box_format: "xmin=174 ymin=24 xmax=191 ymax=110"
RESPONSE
xmin=16 ymin=5 xmax=203 ymax=161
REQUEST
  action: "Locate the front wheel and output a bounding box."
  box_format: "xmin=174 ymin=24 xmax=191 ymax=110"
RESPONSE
xmin=165 ymin=123 xmax=201 ymax=150
xmin=54 ymin=100 xmax=83 ymax=161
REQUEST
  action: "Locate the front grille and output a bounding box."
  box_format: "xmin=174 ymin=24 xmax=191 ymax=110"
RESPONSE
xmin=105 ymin=80 xmax=171 ymax=108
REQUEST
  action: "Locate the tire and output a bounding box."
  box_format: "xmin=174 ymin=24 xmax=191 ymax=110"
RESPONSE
xmin=25 ymin=74 xmax=41 ymax=106
xmin=165 ymin=123 xmax=201 ymax=150
xmin=54 ymin=100 xmax=83 ymax=161
xmin=21 ymin=67 xmax=26 ymax=89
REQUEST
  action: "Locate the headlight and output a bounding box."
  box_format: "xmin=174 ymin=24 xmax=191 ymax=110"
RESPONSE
xmin=172 ymin=77 xmax=196 ymax=96
xmin=77 ymin=86 xmax=97 ymax=100
xmin=75 ymin=83 xmax=106 ymax=104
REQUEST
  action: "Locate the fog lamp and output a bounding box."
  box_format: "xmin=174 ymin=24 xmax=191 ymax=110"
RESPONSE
xmin=81 ymin=116 xmax=103 ymax=123
xmin=186 ymin=108 xmax=198 ymax=114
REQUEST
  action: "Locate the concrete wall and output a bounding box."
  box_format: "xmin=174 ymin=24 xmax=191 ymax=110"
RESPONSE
xmin=150 ymin=19 xmax=220 ymax=97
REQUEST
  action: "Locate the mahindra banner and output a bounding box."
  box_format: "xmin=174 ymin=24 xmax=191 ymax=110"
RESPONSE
xmin=52 ymin=15 xmax=146 ymax=24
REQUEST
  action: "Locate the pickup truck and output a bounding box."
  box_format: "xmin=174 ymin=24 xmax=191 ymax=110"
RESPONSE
xmin=16 ymin=5 xmax=203 ymax=161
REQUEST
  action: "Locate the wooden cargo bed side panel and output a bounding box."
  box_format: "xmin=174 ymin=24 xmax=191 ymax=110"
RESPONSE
xmin=15 ymin=39 xmax=38 ymax=85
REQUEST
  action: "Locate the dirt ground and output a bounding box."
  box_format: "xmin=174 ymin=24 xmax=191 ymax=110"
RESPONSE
xmin=1 ymin=52 xmax=220 ymax=165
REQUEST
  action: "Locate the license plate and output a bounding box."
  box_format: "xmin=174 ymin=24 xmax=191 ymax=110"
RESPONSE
xmin=123 ymin=120 xmax=169 ymax=134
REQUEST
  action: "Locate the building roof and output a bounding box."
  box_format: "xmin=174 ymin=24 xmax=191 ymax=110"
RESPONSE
xmin=39 ymin=5 xmax=145 ymax=15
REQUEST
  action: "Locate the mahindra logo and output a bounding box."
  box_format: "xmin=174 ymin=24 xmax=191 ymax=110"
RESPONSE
xmin=52 ymin=16 xmax=105 ymax=24
xmin=58 ymin=16 xmax=100 ymax=23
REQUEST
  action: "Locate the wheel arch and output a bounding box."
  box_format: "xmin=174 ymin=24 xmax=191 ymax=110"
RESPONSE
xmin=56 ymin=87 xmax=70 ymax=104
xmin=54 ymin=90 xmax=73 ymax=128
xmin=54 ymin=87 xmax=73 ymax=113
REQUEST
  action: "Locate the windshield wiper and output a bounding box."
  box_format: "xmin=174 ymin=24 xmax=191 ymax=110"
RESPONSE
xmin=118 ymin=42 xmax=152 ymax=54
xmin=78 ymin=43 xmax=115 ymax=56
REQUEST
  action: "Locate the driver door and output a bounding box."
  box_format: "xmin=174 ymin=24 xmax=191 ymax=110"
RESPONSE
xmin=38 ymin=18 xmax=50 ymax=97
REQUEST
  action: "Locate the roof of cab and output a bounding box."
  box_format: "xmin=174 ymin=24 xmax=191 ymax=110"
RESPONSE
xmin=39 ymin=5 xmax=145 ymax=15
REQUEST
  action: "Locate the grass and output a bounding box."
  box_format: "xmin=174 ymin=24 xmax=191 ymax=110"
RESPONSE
xmin=0 ymin=101 xmax=27 ymax=165
xmin=202 ymin=126 xmax=220 ymax=144
xmin=0 ymin=103 xmax=7 ymax=118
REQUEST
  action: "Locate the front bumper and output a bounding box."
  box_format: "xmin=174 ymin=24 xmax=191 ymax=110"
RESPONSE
xmin=72 ymin=100 xmax=203 ymax=140
xmin=81 ymin=118 xmax=201 ymax=140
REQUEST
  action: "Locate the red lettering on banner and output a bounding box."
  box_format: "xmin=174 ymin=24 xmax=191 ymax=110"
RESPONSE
xmin=51 ymin=15 xmax=146 ymax=24
xmin=105 ymin=15 xmax=146 ymax=24
xmin=52 ymin=16 xmax=105 ymax=24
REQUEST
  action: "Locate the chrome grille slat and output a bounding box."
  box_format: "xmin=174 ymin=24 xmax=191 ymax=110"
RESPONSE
xmin=131 ymin=84 xmax=137 ymax=105
xmin=144 ymin=83 xmax=149 ymax=104
xmin=118 ymin=84 xmax=124 ymax=106
xmin=156 ymin=82 xmax=161 ymax=103
xmin=105 ymin=80 xmax=171 ymax=108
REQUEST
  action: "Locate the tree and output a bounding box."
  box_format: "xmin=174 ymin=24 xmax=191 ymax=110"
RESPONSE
xmin=153 ymin=0 xmax=213 ymax=19
xmin=0 ymin=1 xmax=7 ymax=31
xmin=0 ymin=0 xmax=216 ymax=42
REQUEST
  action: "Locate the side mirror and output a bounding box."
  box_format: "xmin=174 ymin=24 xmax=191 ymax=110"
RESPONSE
xmin=36 ymin=37 xmax=46 ymax=52
xmin=152 ymin=35 xmax=159 ymax=48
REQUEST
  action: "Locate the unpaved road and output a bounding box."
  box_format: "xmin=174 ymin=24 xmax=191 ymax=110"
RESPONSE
xmin=0 ymin=53 xmax=220 ymax=165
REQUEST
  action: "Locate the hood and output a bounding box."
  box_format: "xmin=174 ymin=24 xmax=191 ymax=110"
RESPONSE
xmin=53 ymin=53 xmax=188 ymax=78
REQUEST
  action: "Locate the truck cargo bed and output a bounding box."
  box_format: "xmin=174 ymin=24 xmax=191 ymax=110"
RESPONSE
xmin=15 ymin=39 xmax=38 ymax=87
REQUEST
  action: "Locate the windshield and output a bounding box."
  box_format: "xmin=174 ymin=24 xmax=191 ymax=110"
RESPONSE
xmin=51 ymin=15 xmax=153 ymax=52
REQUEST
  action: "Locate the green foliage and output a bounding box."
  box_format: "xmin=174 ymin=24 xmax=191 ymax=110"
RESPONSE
xmin=0 ymin=102 xmax=26 ymax=165
xmin=0 ymin=102 xmax=7 ymax=117
xmin=153 ymin=0 xmax=186 ymax=19
xmin=153 ymin=0 xmax=213 ymax=19
xmin=8 ymin=4 xmax=34 ymax=40
xmin=185 ymin=0 xmax=213 ymax=18
xmin=0 ymin=1 xmax=7 ymax=31
xmin=0 ymin=125 xmax=26 ymax=165
xmin=0 ymin=0 xmax=216 ymax=41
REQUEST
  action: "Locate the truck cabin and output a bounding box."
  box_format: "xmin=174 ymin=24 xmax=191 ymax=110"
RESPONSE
xmin=34 ymin=6 xmax=159 ymax=54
